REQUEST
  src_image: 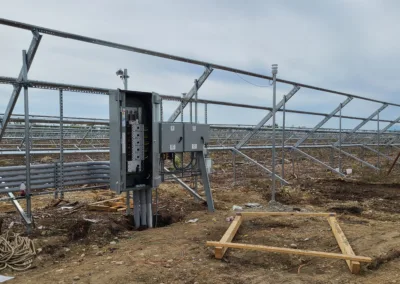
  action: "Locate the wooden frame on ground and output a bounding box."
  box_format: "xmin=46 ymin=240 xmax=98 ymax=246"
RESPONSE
xmin=206 ymin=211 xmax=372 ymax=274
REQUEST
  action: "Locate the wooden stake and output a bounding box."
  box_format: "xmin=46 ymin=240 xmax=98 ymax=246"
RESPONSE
xmin=215 ymin=215 xmax=242 ymax=259
xmin=238 ymin=212 xmax=336 ymax=217
xmin=206 ymin=241 xmax=372 ymax=263
xmin=328 ymin=216 xmax=361 ymax=274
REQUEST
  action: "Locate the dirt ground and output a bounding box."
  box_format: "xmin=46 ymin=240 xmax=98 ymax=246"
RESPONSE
xmin=1 ymin=151 xmax=400 ymax=284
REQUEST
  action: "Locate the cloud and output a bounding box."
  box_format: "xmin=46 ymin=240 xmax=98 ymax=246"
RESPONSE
xmin=0 ymin=0 xmax=400 ymax=130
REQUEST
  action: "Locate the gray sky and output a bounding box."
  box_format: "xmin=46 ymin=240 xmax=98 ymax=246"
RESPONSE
xmin=1 ymin=0 xmax=400 ymax=130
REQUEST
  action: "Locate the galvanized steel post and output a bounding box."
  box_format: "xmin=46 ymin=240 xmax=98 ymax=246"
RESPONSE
xmin=59 ymin=89 xmax=64 ymax=199
xmin=339 ymin=103 xmax=342 ymax=172
xmin=281 ymin=95 xmax=286 ymax=180
xmin=271 ymin=64 xmax=278 ymax=202
xmin=22 ymin=50 xmax=32 ymax=232
xmin=377 ymin=112 xmax=380 ymax=168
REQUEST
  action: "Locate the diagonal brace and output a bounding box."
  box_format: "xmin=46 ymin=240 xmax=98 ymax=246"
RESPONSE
xmin=236 ymin=85 xmax=300 ymax=149
xmin=294 ymin=97 xmax=353 ymax=148
xmin=333 ymin=104 xmax=388 ymax=146
xmin=168 ymin=66 xmax=213 ymax=122
xmin=331 ymin=146 xmax=378 ymax=170
xmin=163 ymin=167 xmax=205 ymax=201
xmin=232 ymin=148 xmax=289 ymax=184
xmin=292 ymin=147 xmax=345 ymax=177
xmin=362 ymin=145 xmax=392 ymax=161
xmin=0 ymin=31 xmax=42 ymax=141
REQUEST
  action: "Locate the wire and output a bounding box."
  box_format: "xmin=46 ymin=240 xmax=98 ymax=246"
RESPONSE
xmin=235 ymin=72 xmax=272 ymax=87
xmin=0 ymin=231 xmax=36 ymax=271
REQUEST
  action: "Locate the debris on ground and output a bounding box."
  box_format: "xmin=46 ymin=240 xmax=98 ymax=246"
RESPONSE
xmin=226 ymin=216 xmax=235 ymax=222
xmin=185 ymin=218 xmax=199 ymax=223
xmin=244 ymin=202 xmax=262 ymax=208
xmin=0 ymin=275 xmax=14 ymax=282
xmin=83 ymin=218 xmax=100 ymax=223
xmin=232 ymin=205 xmax=243 ymax=211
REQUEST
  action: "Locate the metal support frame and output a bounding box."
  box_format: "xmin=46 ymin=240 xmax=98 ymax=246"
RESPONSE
xmin=197 ymin=150 xmax=215 ymax=212
xmin=339 ymin=103 xmax=342 ymax=172
xmin=271 ymin=65 xmax=278 ymax=201
xmin=168 ymin=67 xmax=213 ymax=122
xmin=0 ymin=31 xmax=42 ymax=141
xmin=3 ymin=18 xmax=400 ymax=232
xmin=235 ymin=85 xmax=300 ymax=149
xmin=331 ymin=146 xmax=378 ymax=170
xmin=56 ymin=89 xmax=64 ymax=199
xmin=292 ymin=148 xmax=345 ymax=177
xmin=333 ymin=104 xmax=388 ymax=146
xmin=22 ymin=49 xmax=32 ymax=231
xmin=163 ymin=167 xmax=205 ymax=201
xmin=293 ymin=97 xmax=353 ymax=148
xmin=77 ymin=126 xmax=93 ymax=147
xmin=232 ymin=148 xmax=289 ymax=185
xmin=362 ymin=145 xmax=392 ymax=161
xmin=281 ymin=95 xmax=286 ymax=180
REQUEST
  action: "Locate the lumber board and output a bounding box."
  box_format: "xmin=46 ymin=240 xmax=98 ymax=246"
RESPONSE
xmin=87 ymin=204 xmax=118 ymax=212
xmin=89 ymin=197 xmax=123 ymax=206
xmin=206 ymin=241 xmax=372 ymax=263
xmin=328 ymin=216 xmax=361 ymax=274
xmin=0 ymin=204 xmax=16 ymax=213
xmin=238 ymin=212 xmax=336 ymax=217
xmin=215 ymin=215 xmax=242 ymax=259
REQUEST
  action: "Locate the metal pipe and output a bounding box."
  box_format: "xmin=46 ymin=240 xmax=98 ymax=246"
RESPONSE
xmin=339 ymin=103 xmax=342 ymax=172
xmin=281 ymin=95 xmax=286 ymax=181
xmin=1 ymin=76 xmax=400 ymax=125
xmin=271 ymin=64 xmax=278 ymax=201
xmin=59 ymin=89 xmax=64 ymax=199
xmin=3 ymin=17 xmax=400 ymax=108
xmin=133 ymin=190 xmax=140 ymax=229
xmin=377 ymin=112 xmax=380 ymax=168
xmin=22 ymin=50 xmax=31 ymax=227
xmin=140 ymin=189 xmax=147 ymax=227
xmin=146 ymin=188 xmax=153 ymax=228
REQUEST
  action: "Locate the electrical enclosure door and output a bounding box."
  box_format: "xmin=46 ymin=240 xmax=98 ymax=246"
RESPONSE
xmin=109 ymin=90 xmax=161 ymax=194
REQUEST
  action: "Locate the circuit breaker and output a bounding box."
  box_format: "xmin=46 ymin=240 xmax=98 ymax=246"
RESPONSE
xmin=109 ymin=90 xmax=161 ymax=194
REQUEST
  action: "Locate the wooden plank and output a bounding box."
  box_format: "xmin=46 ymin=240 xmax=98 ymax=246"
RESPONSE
xmin=89 ymin=197 xmax=124 ymax=206
xmin=0 ymin=204 xmax=16 ymax=213
xmin=328 ymin=216 xmax=361 ymax=274
xmin=206 ymin=241 xmax=372 ymax=263
xmin=215 ymin=215 xmax=242 ymax=259
xmin=87 ymin=205 xmax=118 ymax=212
xmin=238 ymin=212 xmax=336 ymax=217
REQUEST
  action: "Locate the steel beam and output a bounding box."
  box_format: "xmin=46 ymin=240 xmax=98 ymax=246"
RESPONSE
xmin=380 ymin=115 xmax=400 ymax=134
xmin=231 ymin=148 xmax=289 ymax=185
xmin=292 ymin=148 xmax=345 ymax=177
xmin=294 ymin=97 xmax=353 ymax=148
xmin=0 ymin=76 xmax=399 ymax=124
xmin=236 ymin=86 xmax=300 ymax=149
xmin=331 ymin=146 xmax=378 ymax=170
xmin=7 ymin=192 xmax=32 ymax=225
xmin=3 ymin=17 xmax=400 ymax=108
xmin=77 ymin=126 xmax=93 ymax=146
xmin=163 ymin=167 xmax=205 ymax=201
xmin=0 ymin=32 xmax=42 ymax=141
xmin=168 ymin=67 xmax=213 ymax=122
xmin=362 ymin=145 xmax=392 ymax=160
xmin=333 ymin=104 xmax=388 ymax=146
